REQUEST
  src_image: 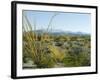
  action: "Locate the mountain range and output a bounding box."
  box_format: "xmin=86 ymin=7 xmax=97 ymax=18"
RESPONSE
xmin=33 ymin=29 xmax=90 ymax=36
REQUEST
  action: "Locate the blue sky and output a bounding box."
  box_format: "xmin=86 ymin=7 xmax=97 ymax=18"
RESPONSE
xmin=23 ymin=10 xmax=91 ymax=34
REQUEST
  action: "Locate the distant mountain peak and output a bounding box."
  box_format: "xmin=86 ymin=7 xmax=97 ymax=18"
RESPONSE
xmin=33 ymin=29 xmax=90 ymax=35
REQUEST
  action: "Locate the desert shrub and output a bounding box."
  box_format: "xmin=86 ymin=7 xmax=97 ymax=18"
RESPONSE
xmin=63 ymin=44 xmax=91 ymax=67
xmin=63 ymin=55 xmax=76 ymax=67
xmin=37 ymin=53 xmax=55 ymax=68
xmin=55 ymin=42 xmax=63 ymax=46
xmin=48 ymin=45 xmax=65 ymax=62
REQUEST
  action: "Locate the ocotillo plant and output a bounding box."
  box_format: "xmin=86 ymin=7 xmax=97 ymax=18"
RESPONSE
xmin=22 ymin=12 xmax=65 ymax=68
